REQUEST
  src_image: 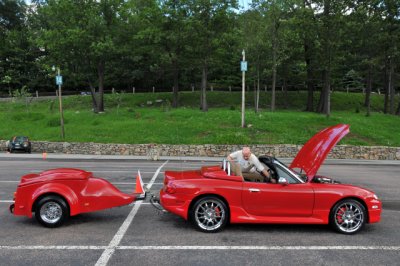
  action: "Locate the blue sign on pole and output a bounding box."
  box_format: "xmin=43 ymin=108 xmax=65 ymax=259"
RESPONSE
xmin=56 ymin=75 xmax=63 ymax=85
xmin=241 ymin=61 xmax=247 ymax=72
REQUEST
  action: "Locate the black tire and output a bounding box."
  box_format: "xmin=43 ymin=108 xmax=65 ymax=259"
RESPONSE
xmin=330 ymin=199 xmax=366 ymax=235
xmin=190 ymin=196 xmax=228 ymax=233
xmin=34 ymin=195 xmax=69 ymax=228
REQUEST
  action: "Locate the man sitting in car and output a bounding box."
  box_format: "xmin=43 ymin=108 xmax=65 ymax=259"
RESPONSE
xmin=227 ymin=147 xmax=276 ymax=183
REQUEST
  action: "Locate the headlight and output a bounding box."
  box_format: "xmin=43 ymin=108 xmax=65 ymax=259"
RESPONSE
xmin=373 ymin=194 xmax=379 ymax=200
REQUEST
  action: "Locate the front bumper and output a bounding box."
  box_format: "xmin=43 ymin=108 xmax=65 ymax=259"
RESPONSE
xmin=368 ymin=199 xmax=382 ymax=224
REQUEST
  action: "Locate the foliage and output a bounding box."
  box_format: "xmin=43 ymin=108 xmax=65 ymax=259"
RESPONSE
xmin=0 ymin=92 xmax=399 ymax=146
xmin=0 ymin=0 xmax=399 ymax=116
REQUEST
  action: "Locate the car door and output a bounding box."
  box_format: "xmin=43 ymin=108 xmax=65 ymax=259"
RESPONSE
xmin=242 ymin=165 xmax=314 ymax=217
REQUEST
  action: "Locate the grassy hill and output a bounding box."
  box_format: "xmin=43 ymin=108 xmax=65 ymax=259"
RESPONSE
xmin=0 ymin=91 xmax=399 ymax=146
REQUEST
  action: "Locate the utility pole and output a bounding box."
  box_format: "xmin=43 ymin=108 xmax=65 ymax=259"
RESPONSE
xmin=53 ymin=66 xmax=65 ymax=139
xmin=241 ymin=50 xmax=247 ymax=128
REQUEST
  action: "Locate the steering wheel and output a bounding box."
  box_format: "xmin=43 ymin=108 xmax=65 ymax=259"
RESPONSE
xmin=262 ymin=168 xmax=277 ymax=183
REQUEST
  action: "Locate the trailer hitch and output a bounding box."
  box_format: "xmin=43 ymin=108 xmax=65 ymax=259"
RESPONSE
xmin=149 ymin=193 xmax=167 ymax=213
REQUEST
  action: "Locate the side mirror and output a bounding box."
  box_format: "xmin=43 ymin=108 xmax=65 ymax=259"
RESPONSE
xmin=278 ymin=177 xmax=289 ymax=185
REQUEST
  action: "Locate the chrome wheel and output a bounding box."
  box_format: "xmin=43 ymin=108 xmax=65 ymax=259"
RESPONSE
xmin=40 ymin=201 xmax=62 ymax=224
xmin=35 ymin=195 xmax=69 ymax=228
xmin=193 ymin=197 xmax=227 ymax=232
xmin=332 ymin=200 xmax=365 ymax=234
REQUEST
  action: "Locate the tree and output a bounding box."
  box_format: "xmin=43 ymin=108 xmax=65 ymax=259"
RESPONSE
xmin=315 ymin=0 xmax=347 ymax=116
xmin=251 ymin=0 xmax=294 ymax=111
xmin=186 ymin=0 xmax=238 ymax=112
xmin=296 ymin=0 xmax=318 ymax=112
xmin=0 ymin=0 xmax=37 ymax=94
xmin=158 ymin=0 xmax=190 ymax=108
xmin=33 ymin=0 xmax=133 ymax=113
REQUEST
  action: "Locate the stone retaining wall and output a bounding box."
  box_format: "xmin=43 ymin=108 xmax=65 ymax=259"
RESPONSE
xmin=1 ymin=140 xmax=399 ymax=160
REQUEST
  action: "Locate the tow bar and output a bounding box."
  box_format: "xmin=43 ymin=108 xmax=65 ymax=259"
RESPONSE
xmin=149 ymin=194 xmax=167 ymax=213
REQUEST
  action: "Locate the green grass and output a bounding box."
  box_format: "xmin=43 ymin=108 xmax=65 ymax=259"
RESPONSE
xmin=0 ymin=91 xmax=399 ymax=146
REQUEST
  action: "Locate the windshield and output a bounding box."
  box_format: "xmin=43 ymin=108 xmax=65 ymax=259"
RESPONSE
xmin=12 ymin=136 xmax=28 ymax=142
xmin=293 ymin=170 xmax=308 ymax=182
xmin=273 ymin=158 xmax=307 ymax=183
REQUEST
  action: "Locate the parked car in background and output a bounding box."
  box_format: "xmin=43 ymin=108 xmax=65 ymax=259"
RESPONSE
xmin=7 ymin=136 xmax=31 ymax=153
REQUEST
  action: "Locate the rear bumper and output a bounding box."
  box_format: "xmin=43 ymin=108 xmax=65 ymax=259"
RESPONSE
xmin=159 ymin=190 xmax=191 ymax=220
xmin=10 ymin=145 xmax=30 ymax=151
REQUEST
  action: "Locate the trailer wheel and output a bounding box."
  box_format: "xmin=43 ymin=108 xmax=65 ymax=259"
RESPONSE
xmin=35 ymin=195 xmax=69 ymax=228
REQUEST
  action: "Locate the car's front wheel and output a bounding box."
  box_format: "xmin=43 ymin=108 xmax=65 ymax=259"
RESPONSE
xmin=35 ymin=195 xmax=69 ymax=228
xmin=190 ymin=196 xmax=228 ymax=233
xmin=330 ymin=199 xmax=366 ymax=234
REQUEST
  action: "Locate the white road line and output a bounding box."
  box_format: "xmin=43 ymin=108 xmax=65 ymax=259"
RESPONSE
xmin=116 ymin=246 xmax=400 ymax=250
xmin=0 ymin=245 xmax=399 ymax=251
xmin=95 ymin=160 xmax=169 ymax=266
xmin=0 ymin=181 xmax=18 ymax=183
xmin=0 ymin=246 xmax=107 ymax=250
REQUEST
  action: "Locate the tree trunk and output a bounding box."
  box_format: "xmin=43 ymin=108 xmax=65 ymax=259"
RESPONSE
xmin=200 ymin=62 xmax=208 ymax=112
xmin=383 ymin=63 xmax=389 ymax=114
xmin=365 ymin=66 xmax=372 ymax=117
xmin=271 ymin=64 xmax=276 ymax=111
xmin=304 ymin=42 xmax=314 ymax=111
xmin=317 ymin=0 xmax=331 ymax=117
xmin=271 ymin=31 xmax=277 ymax=111
xmin=303 ymin=0 xmax=314 ymax=112
xmin=256 ymin=66 xmax=260 ymax=113
xmin=389 ymin=57 xmax=395 ymax=114
xmin=283 ymin=77 xmax=288 ymax=109
xmin=87 ymin=77 xmax=99 ymax=113
xmin=97 ymin=61 xmax=105 ymax=112
xmin=172 ymin=59 xmax=179 ymax=108
xmin=318 ymin=69 xmax=331 ymax=116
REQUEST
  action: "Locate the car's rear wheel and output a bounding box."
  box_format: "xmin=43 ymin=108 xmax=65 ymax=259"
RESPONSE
xmin=330 ymin=199 xmax=366 ymax=234
xmin=190 ymin=196 xmax=228 ymax=233
xmin=35 ymin=195 xmax=69 ymax=228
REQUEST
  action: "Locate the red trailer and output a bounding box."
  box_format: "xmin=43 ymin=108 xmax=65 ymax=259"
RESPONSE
xmin=10 ymin=168 xmax=145 ymax=227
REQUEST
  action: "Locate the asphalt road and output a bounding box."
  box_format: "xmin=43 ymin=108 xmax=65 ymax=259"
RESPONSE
xmin=0 ymin=156 xmax=399 ymax=266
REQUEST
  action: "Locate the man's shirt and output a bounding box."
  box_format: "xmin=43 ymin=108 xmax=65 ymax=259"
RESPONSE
xmin=229 ymin=151 xmax=265 ymax=173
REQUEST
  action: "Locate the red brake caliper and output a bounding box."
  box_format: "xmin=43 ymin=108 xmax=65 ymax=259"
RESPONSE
xmin=336 ymin=207 xmax=346 ymax=223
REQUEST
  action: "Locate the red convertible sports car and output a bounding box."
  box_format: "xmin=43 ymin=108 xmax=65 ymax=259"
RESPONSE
xmin=10 ymin=169 xmax=145 ymax=227
xmin=158 ymin=124 xmax=382 ymax=234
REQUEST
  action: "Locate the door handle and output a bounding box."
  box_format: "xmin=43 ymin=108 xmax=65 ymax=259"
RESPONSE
xmin=249 ymin=188 xmax=260 ymax=192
